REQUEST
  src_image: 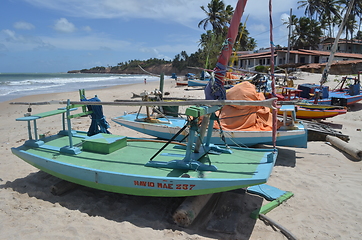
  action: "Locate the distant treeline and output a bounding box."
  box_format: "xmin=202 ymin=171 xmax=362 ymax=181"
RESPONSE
xmin=76 ymin=54 xmax=201 ymax=74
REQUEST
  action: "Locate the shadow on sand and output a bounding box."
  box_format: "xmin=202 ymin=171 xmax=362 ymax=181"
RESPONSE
xmin=1 ymin=171 xmax=265 ymax=239
xmin=1 ymin=145 xmax=298 ymax=239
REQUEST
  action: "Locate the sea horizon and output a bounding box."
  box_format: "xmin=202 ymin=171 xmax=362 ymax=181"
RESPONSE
xmin=0 ymin=72 xmax=160 ymax=103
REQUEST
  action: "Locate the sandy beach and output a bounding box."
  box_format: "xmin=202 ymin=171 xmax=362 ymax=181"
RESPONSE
xmin=1 ymin=72 xmax=361 ymax=240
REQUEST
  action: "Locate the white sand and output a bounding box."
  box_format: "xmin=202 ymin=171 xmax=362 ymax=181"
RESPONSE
xmin=0 ymin=73 xmax=361 ymax=239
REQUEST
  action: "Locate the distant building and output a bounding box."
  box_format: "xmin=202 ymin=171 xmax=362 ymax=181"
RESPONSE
xmin=320 ymin=37 xmax=362 ymax=54
xmin=234 ymin=38 xmax=362 ymax=74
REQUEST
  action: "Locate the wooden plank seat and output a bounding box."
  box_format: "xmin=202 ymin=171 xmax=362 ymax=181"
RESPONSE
xmin=16 ymin=107 xmax=86 ymax=148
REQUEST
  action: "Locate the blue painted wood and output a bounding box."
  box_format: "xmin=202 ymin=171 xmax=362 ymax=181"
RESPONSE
xmin=12 ymin=143 xmax=277 ymax=197
xmin=112 ymin=113 xmax=308 ymax=148
xmin=12 ymin=104 xmax=278 ymax=197
xmin=247 ymin=184 xmax=286 ymax=201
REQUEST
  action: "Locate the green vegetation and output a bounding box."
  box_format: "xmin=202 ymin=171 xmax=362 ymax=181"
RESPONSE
xmin=112 ymin=59 xmax=171 ymax=72
xmin=284 ymin=15 xmax=323 ymax=49
xmin=79 ymin=59 xmax=171 ymax=73
xmin=172 ymin=0 xmax=256 ymax=71
xmin=254 ymin=65 xmax=269 ymax=73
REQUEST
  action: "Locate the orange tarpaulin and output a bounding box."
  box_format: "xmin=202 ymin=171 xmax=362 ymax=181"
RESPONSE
xmin=216 ymin=81 xmax=281 ymax=131
xmin=225 ymin=72 xmax=239 ymax=79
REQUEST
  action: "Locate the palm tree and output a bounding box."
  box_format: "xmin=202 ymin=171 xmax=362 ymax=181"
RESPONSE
xmin=223 ymin=4 xmax=234 ymax=26
xmin=198 ymin=30 xmax=225 ymax=68
xmin=245 ymin=38 xmax=257 ymax=51
xmin=339 ymin=0 xmax=362 ymax=39
xmin=198 ymin=0 xmax=229 ymax=34
xmin=297 ymin=0 xmax=323 ymax=19
xmin=198 ymin=0 xmax=234 ymax=68
xmin=318 ymin=0 xmax=341 ymax=37
xmin=234 ymin=23 xmax=256 ymax=51
xmin=198 ymin=0 xmax=239 ymax=38
xmin=290 ymin=17 xmax=323 ymax=49
xmin=335 ymin=0 xmax=361 ymax=53
xmin=355 ymin=30 xmax=362 ymax=40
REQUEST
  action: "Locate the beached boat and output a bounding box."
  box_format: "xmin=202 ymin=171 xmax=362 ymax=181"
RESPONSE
xmin=187 ymin=79 xmax=208 ymax=87
xmin=112 ymin=111 xmax=306 ymax=148
xmin=301 ymin=0 xmax=360 ymax=107
xmin=274 ymin=75 xmax=362 ymax=108
xmin=176 ymin=79 xmax=188 ymax=86
xmin=113 ymin=82 xmax=307 ymax=148
xmin=10 ymin=0 xmax=281 ymax=198
xmin=278 ymin=103 xmax=347 ymax=120
xmin=297 ymin=75 xmax=362 ymax=106
xmin=188 ymin=72 xmax=241 ymax=88
xmin=276 ymin=87 xmax=347 ymax=120
xmin=11 ymin=99 xmax=278 ymax=197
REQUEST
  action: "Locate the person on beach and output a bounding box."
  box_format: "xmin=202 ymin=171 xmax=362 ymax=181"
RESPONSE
xmin=144 ymin=78 xmax=147 ymax=84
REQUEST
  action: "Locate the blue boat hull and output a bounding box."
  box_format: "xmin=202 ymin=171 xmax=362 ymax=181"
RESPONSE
xmin=11 ymin=132 xmax=277 ymax=197
xmin=112 ymin=113 xmax=308 ymax=148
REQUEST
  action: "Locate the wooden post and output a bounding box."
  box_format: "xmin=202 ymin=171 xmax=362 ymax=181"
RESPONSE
xmin=173 ymin=194 xmax=213 ymax=227
xmin=159 ymin=73 xmax=164 ymax=96
xmin=326 ymin=135 xmax=362 ymax=161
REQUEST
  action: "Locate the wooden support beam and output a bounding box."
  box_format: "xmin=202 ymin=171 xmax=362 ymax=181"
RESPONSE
xmin=173 ymin=194 xmax=213 ymax=227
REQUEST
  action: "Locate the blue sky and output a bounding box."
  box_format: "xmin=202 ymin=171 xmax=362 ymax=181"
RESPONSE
xmin=0 ymin=0 xmax=304 ymax=73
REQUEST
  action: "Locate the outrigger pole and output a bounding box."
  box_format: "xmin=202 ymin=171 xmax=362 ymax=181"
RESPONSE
xmin=10 ymin=98 xmax=277 ymax=109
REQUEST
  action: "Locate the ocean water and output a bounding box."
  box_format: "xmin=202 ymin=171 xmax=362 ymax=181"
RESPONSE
xmin=0 ymin=73 xmax=159 ymax=102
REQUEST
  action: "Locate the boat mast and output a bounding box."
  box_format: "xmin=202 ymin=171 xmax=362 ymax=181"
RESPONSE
xmin=286 ymin=8 xmax=292 ymax=65
xmin=269 ymin=0 xmax=277 ymax=148
xmin=315 ymin=0 xmax=355 ymax=103
xmin=204 ymin=0 xmax=248 ymax=100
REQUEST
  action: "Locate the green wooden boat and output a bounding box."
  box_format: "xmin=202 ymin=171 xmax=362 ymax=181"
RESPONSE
xmin=11 ymin=0 xmax=278 ymax=197
xmin=11 ymin=101 xmax=278 ymax=197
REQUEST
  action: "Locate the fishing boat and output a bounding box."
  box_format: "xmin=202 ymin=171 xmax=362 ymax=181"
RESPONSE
xmin=112 ymin=111 xmax=306 ymax=148
xmin=273 ymin=82 xmax=349 ymax=120
xmin=296 ymin=74 xmax=362 ymax=106
xmin=176 ymin=79 xmax=188 ymax=86
xmin=277 ymin=103 xmax=347 ymax=120
xmin=187 ymin=79 xmax=208 ymax=87
xmin=188 ymin=72 xmax=241 ymax=88
xmin=113 ymin=81 xmax=307 ymax=148
xmin=277 ymin=73 xmax=362 ymax=107
xmin=302 ymin=1 xmax=360 ymax=107
xmin=11 ymin=99 xmax=278 ymax=197
xmin=11 ymin=0 xmax=281 ymax=198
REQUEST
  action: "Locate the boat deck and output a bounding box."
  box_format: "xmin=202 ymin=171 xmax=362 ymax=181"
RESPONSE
xmin=12 ymin=131 xmax=277 ymax=196
xmin=18 ymin=132 xmax=273 ymax=179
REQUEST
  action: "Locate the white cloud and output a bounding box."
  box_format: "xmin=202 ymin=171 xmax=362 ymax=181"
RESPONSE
xmin=24 ymin=0 xmax=212 ymax=28
xmin=251 ymin=24 xmax=267 ymax=34
xmin=13 ymin=21 xmax=35 ymax=30
xmin=17 ymin=0 xmax=303 ymax=52
xmin=23 ymin=0 xmax=303 ymax=33
xmin=139 ymin=47 xmax=171 ymax=60
xmin=0 ymin=29 xmax=55 ymax=51
xmin=53 ymin=18 xmax=77 ymax=33
xmin=83 ymin=26 xmax=92 ymax=32
xmin=41 ymin=34 xmax=132 ymax=51
xmin=2 ymin=29 xmax=17 ymax=41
